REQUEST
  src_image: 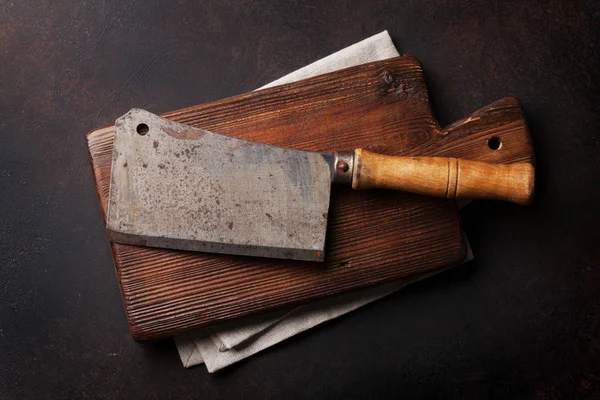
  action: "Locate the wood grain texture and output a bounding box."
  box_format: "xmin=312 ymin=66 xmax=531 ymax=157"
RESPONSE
xmin=86 ymin=57 xmax=534 ymax=341
xmin=352 ymin=150 xmax=535 ymax=204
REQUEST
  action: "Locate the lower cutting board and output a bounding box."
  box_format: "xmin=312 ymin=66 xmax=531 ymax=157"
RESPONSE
xmin=87 ymin=56 xmax=533 ymax=341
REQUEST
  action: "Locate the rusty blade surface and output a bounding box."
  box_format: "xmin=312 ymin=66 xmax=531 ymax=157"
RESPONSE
xmin=106 ymin=109 xmax=333 ymax=261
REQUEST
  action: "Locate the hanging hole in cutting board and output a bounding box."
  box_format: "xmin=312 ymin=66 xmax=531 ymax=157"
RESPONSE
xmin=487 ymin=136 xmax=502 ymax=151
xmin=137 ymin=123 xmax=149 ymax=136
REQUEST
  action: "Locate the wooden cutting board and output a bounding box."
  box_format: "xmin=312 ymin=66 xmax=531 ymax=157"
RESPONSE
xmin=87 ymin=56 xmax=533 ymax=341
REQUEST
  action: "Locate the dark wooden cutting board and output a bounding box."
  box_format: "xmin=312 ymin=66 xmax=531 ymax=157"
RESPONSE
xmin=86 ymin=56 xmax=533 ymax=341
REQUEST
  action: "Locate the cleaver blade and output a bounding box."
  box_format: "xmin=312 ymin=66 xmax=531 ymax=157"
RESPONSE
xmin=106 ymin=108 xmax=342 ymax=262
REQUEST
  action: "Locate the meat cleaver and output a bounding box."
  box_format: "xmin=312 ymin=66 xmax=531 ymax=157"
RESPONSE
xmin=107 ymin=109 xmax=534 ymax=262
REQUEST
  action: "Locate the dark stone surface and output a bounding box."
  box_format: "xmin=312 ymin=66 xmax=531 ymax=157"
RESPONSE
xmin=0 ymin=0 xmax=598 ymax=398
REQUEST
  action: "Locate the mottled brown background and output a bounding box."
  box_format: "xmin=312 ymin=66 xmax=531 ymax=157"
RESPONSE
xmin=0 ymin=0 xmax=598 ymax=399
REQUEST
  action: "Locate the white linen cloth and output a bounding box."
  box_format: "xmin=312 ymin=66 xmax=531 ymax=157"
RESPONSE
xmin=175 ymin=31 xmax=473 ymax=372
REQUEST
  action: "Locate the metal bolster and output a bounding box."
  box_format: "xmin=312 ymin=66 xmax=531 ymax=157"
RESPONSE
xmin=331 ymin=151 xmax=355 ymax=186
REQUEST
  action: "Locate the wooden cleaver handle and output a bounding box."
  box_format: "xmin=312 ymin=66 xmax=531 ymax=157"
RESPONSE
xmin=351 ymin=149 xmax=535 ymax=205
